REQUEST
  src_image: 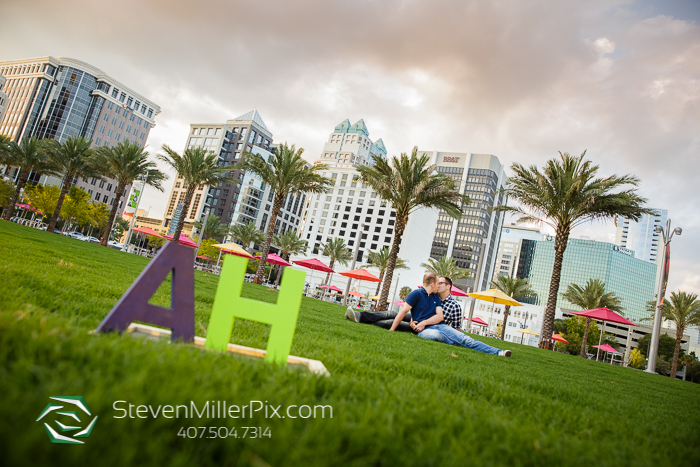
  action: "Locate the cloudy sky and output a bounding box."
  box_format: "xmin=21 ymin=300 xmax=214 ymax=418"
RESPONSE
xmin=1 ymin=0 xmax=698 ymax=295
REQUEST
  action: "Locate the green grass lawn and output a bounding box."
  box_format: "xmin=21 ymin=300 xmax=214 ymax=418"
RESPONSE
xmin=1 ymin=221 xmax=699 ymax=467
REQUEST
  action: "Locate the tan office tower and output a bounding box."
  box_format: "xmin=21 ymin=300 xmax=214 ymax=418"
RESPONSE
xmin=420 ymin=151 xmax=508 ymax=294
xmin=0 ymin=56 xmax=159 ymax=210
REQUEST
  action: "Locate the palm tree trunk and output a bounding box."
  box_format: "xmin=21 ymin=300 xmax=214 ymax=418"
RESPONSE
xmin=274 ymin=252 xmax=288 ymax=287
xmin=254 ymin=194 xmax=283 ymax=284
xmin=580 ymin=318 xmax=592 ymax=358
xmin=375 ymin=270 xmax=385 ymax=296
xmin=540 ymin=231 xmax=569 ymax=349
xmin=48 ymin=172 xmax=75 ymax=233
xmin=100 ymin=182 xmax=126 ymax=246
xmin=173 ymin=187 xmax=195 ymax=243
xmin=500 ymin=305 xmax=511 ymax=340
xmin=671 ymin=327 xmax=683 ymax=379
xmin=3 ymin=171 xmax=28 ymax=220
xmin=377 ymin=214 xmax=407 ymax=311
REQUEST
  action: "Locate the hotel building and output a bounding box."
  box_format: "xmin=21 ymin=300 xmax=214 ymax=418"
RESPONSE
xmin=614 ymin=209 xmax=668 ymax=264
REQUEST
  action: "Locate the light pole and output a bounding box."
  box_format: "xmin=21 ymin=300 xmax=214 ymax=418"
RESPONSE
xmin=193 ymin=204 xmax=211 ymax=265
xmin=646 ymin=219 xmax=682 ymax=374
xmin=389 ymin=271 xmax=401 ymax=311
xmin=124 ymin=173 xmax=148 ymax=253
xmin=344 ymin=223 xmax=366 ymax=306
xmin=466 ymin=239 xmax=487 ymax=332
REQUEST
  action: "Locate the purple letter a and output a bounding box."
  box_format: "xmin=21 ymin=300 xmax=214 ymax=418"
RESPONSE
xmin=96 ymin=241 xmax=195 ymax=342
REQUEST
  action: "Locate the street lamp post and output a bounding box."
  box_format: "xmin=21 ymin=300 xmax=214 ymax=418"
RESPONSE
xmin=646 ymin=219 xmax=682 ymax=374
xmin=344 ymin=223 xmax=366 ymax=306
xmin=466 ymin=239 xmax=487 ymax=332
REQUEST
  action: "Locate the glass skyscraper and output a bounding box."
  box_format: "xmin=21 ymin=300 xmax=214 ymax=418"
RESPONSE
xmin=614 ymin=209 xmax=667 ymax=263
xmin=516 ymin=238 xmax=657 ymax=323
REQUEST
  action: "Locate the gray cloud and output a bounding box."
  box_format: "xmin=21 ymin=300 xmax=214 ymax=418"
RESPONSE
xmin=1 ymin=0 xmax=698 ymax=293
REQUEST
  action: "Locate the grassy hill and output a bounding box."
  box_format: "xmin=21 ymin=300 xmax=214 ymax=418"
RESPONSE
xmin=1 ymin=221 xmax=698 ymax=466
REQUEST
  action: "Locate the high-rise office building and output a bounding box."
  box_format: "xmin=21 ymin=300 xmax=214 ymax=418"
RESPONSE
xmin=164 ymin=110 xmax=274 ymax=226
xmin=515 ymin=237 xmax=657 ymax=323
xmin=0 ymin=56 xmax=159 ymax=209
xmin=315 ymin=118 xmax=386 ymax=168
xmin=420 ymin=151 xmax=507 ymax=293
xmin=493 ymin=223 xmax=544 ymax=280
xmin=0 ymin=74 xmax=7 ymax=123
xmin=614 ymin=209 xmax=667 ymax=263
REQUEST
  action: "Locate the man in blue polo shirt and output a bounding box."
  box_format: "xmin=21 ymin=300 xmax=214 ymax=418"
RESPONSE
xmin=391 ymin=273 xmax=511 ymax=357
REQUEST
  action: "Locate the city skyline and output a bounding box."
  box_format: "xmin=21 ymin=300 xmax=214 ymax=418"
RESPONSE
xmin=1 ymin=0 xmax=698 ymax=296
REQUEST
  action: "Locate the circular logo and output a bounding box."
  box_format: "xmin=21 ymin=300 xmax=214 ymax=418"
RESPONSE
xmin=36 ymin=396 xmax=98 ymax=444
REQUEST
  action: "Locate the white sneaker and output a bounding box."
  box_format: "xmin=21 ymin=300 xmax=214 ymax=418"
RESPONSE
xmin=345 ymin=307 xmax=361 ymax=323
xmin=498 ymin=350 xmax=512 ymax=358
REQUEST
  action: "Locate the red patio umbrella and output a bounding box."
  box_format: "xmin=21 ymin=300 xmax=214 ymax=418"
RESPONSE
xmin=165 ymin=234 xmax=198 ymax=248
xmin=551 ymin=333 xmax=569 ymax=343
xmin=468 ymin=316 xmax=489 ymax=326
xmin=340 ymin=268 xmax=381 ymax=303
xmin=255 ymin=252 xmax=292 ymax=267
xmin=319 ymin=284 xmax=343 ymax=293
xmin=132 ymin=226 xmax=163 ymax=238
xmin=593 ymin=344 xmax=621 ymax=364
xmin=571 ymin=307 xmax=638 ymax=360
xmin=197 ymin=255 xmax=214 ymax=262
xmin=294 ymin=258 xmax=334 ymax=297
xmin=450 ymin=285 xmax=468 ymax=297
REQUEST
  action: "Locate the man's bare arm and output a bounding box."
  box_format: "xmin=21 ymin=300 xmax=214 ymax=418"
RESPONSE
xmin=414 ymin=307 xmax=444 ymax=332
xmin=389 ymin=303 xmax=413 ymax=331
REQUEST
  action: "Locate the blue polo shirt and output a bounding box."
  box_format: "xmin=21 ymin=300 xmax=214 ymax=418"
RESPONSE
xmin=405 ymin=287 xmax=442 ymax=323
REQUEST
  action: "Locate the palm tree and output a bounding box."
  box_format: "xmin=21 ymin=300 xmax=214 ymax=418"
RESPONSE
xmin=95 ymin=141 xmax=166 ymax=246
xmin=45 ymin=137 xmax=102 ymax=233
xmin=358 ymin=147 xmax=469 ymax=310
xmin=272 ymin=230 xmax=308 ymax=287
xmin=657 ymin=291 xmax=700 ymax=379
xmin=420 ymin=256 xmax=471 ymax=281
xmin=322 ymin=238 xmax=353 ymax=284
xmin=230 ymin=221 xmax=265 ymax=253
xmin=157 ymin=145 xmax=235 ymax=242
xmin=362 ymin=248 xmax=409 ymax=296
xmin=2 ymin=136 xmax=57 ymax=220
xmin=562 ymin=278 xmax=623 ymax=358
xmin=399 ymin=286 xmax=412 ymax=301
xmin=192 ymin=214 xmax=229 ymax=241
xmin=490 ymin=275 xmax=536 ymax=340
xmin=493 ymin=151 xmax=652 ymax=349
xmin=235 ymin=143 xmax=332 ymax=284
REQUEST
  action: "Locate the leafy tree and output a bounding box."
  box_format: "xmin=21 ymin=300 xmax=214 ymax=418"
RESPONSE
xmin=196 ymin=237 xmax=220 ymax=260
xmin=45 ymin=136 xmax=101 ymax=233
xmin=562 ymin=279 xmax=623 ymax=358
xmin=322 ymin=238 xmax=352 ymax=284
xmin=230 ymin=221 xmax=265 ymax=253
xmin=23 ymin=185 xmax=60 ymax=221
xmin=157 ymin=145 xmax=233 ymax=243
xmin=655 ymin=292 xmax=700 ymax=378
xmin=493 ymin=152 xmax=652 ymax=348
xmin=362 ymin=247 xmax=408 ymax=296
xmin=2 ymin=136 xmax=57 ymax=220
xmin=95 ymin=141 xmax=166 ymax=246
xmin=553 ymin=318 xmax=567 ymax=335
xmin=235 ymin=142 xmax=332 ymax=284
xmin=192 ymin=214 xmax=229 ymax=241
xmin=490 ymin=275 xmax=536 ymax=340
xmin=560 ymin=316 xmax=604 ymax=356
xmin=628 ymin=348 xmax=645 ymax=369
xmin=0 ymin=179 xmax=15 ymax=215
xmin=357 ymin=147 xmax=469 ymax=310
xmin=272 ymin=230 xmax=307 ymax=287
xmin=62 ymin=187 xmax=92 ymax=231
xmin=87 ymin=202 xmax=110 ymax=237
xmin=111 ymin=215 xmax=130 ymax=243
xmin=636 ymin=333 xmax=680 ymax=362
xmin=399 ymin=286 xmax=412 ymax=301
xmin=420 ymin=256 xmax=470 ymax=281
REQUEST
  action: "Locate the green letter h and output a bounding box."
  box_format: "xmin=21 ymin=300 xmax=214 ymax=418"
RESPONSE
xmin=205 ymin=255 xmax=305 ymax=365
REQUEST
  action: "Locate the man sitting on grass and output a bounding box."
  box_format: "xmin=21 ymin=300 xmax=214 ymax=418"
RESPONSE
xmin=345 ymin=276 xmax=461 ymax=330
xmin=392 ymin=273 xmax=511 ymax=357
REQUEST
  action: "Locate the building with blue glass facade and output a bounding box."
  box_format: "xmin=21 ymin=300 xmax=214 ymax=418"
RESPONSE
xmin=516 ymin=237 xmax=657 ymax=323
xmin=0 ymin=56 xmax=159 ymax=210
